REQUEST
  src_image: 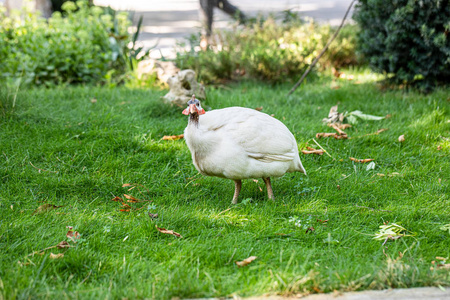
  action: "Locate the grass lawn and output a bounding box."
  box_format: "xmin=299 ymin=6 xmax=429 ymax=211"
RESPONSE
xmin=1 ymin=73 xmax=449 ymax=299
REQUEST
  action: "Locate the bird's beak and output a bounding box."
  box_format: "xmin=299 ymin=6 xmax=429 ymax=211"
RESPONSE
xmin=182 ymin=104 xmax=205 ymax=115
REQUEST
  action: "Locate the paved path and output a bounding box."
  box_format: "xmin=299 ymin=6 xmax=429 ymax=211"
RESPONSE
xmin=247 ymin=287 xmax=450 ymax=300
xmin=93 ymin=0 xmax=355 ymax=59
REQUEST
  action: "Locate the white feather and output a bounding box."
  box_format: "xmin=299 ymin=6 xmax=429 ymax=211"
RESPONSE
xmin=184 ymin=107 xmax=306 ymax=180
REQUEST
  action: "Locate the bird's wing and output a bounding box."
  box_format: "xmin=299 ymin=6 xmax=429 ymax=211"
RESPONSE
xmin=200 ymin=107 xmax=298 ymax=162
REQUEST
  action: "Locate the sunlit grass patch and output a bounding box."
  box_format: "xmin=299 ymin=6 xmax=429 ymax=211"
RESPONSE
xmin=0 ymin=75 xmax=449 ymax=298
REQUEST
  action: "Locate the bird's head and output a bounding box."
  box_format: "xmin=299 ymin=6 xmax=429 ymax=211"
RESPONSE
xmin=182 ymin=95 xmax=205 ymax=116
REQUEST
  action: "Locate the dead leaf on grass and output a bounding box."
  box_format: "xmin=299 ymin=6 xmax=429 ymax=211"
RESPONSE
xmin=66 ymin=230 xmax=81 ymax=242
xmin=305 ymin=227 xmax=315 ymax=233
xmin=111 ymin=196 xmax=123 ymax=202
xmin=235 ymin=256 xmax=258 ymax=267
xmin=398 ymin=135 xmax=405 ymax=143
xmin=124 ymin=194 xmax=140 ymax=203
xmin=316 ymin=132 xmax=339 ymax=139
xmin=301 ymin=149 xmax=324 ymax=155
xmin=32 ymin=204 xmax=63 ymax=215
xmin=162 ymin=134 xmax=184 ymax=141
xmin=349 ymin=157 xmax=374 ymax=163
xmin=155 ymin=225 xmax=183 ymax=238
xmin=49 ymin=253 xmax=64 ymax=259
xmin=255 ymin=106 xmax=263 ymax=111
xmin=148 ymin=213 xmax=158 ymax=220
xmin=122 ymin=183 xmax=132 ymax=187
xmin=328 ymin=123 xmax=352 ymax=130
xmin=57 ymin=241 xmax=71 ymax=249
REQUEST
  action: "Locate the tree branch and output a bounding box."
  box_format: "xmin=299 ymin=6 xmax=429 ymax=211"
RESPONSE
xmin=287 ymin=0 xmax=356 ymax=96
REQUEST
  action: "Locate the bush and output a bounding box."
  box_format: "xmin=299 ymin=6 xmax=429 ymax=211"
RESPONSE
xmin=175 ymin=16 xmax=360 ymax=84
xmin=353 ymin=0 xmax=450 ymax=91
xmin=0 ymin=1 xmax=131 ymax=86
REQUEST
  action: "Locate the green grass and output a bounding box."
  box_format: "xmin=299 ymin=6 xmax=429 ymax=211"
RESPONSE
xmin=1 ymin=73 xmax=449 ymax=299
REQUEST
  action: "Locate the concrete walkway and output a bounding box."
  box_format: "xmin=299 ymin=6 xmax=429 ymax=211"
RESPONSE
xmin=93 ymin=0 xmax=355 ymax=59
xmin=246 ymin=287 xmax=450 ymax=300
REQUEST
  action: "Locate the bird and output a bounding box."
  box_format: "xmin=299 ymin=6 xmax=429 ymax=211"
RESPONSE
xmin=183 ymin=95 xmax=306 ymax=204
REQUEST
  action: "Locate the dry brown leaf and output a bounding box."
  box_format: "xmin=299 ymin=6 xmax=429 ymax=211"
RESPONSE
xmin=122 ymin=183 xmax=132 ymax=187
xmin=162 ymin=134 xmax=184 ymax=141
xmin=398 ymin=135 xmax=405 ymax=142
xmin=301 ymin=149 xmax=324 ymax=155
xmin=120 ymin=209 xmax=130 ymax=212
xmin=316 ymin=132 xmax=338 ymax=139
xmin=437 ymin=145 xmax=442 ymax=151
xmin=148 ymin=213 xmax=158 ymax=220
xmin=111 ymin=196 xmax=123 ymax=202
xmin=255 ymin=106 xmax=263 ymax=111
xmin=317 ymin=219 xmax=329 ymax=223
xmin=32 ymin=204 xmax=63 ymax=215
xmin=334 ymin=133 xmax=348 ymax=140
xmin=57 ymin=241 xmax=71 ymax=249
xmin=155 ymin=225 xmax=183 ymax=238
xmin=305 ymin=227 xmax=315 ymax=233
xmin=330 ymin=123 xmax=346 ymax=135
xmin=49 ymin=253 xmax=64 ymax=259
xmin=349 ymin=157 xmax=374 ymax=163
xmin=235 ymin=256 xmax=258 ymax=267
xmin=66 ymin=230 xmax=81 ymax=242
xmin=123 ymin=194 xmax=140 ymax=203
xmin=328 ymin=123 xmax=352 ymax=130
xmin=121 ymin=203 xmax=132 ymax=209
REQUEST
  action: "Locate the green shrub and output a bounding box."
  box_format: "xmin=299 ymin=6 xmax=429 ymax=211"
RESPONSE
xmin=0 ymin=1 xmax=131 ymax=86
xmin=175 ymin=16 xmax=360 ymax=83
xmin=354 ymin=0 xmax=450 ymax=91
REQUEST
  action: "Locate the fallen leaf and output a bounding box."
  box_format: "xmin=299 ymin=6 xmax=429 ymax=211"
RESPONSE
xmin=162 ymin=134 xmax=184 ymax=141
xmin=349 ymin=157 xmax=374 ymax=163
xmin=373 ymin=223 xmax=414 ymax=244
xmin=123 ymin=194 xmax=140 ymax=203
xmin=317 ymin=219 xmax=329 ymax=223
xmin=121 ymin=203 xmax=132 ymax=209
xmin=398 ymin=135 xmax=405 ymax=142
xmin=348 ymin=110 xmax=385 ymax=121
xmin=255 ymin=106 xmax=263 ymax=111
xmin=148 ymin=213 xmax=158 ymax=220
xmin=235 ymin=256 xmax=258 ymax=267
xmin=377 ymin=173 xmax=385 ymax=177
xmin=366 ymin=161 xmax=376 ymax=170
xmin=316 ymin=132 xmax=339 ymax=139
xmin=57 ymin=241 xmax=71 ymax=249
xmin=305 ymin=227 xmax=315 ymax=233
xmin=328 ymin=123 xmax=352 ymax=130
xmin=120 ymin=209 xmax=130 ymax=212
xmin=322 ymin=105 xmax=345 ymax=124
xmin=301 ymin=149 xmax=324 ymax=155
xmin=66 ymin=230 xmax=81 ymax=242
xmin=32 ymin=204 xmax=63 ymax=215
xmin=49 ymin=253 xmax=64 ymax=259
xmin=111 ymin=196 xmax=123 ymax=202
xmin=155 ymin=225 xmax=183 ymax=238
xmin=437 ymin=145 xmax=442 ymax=151
xmin=122 ymin=183 xmax=132 ymax=187
xmin=330 ymin=123 xmax=346 ymax=136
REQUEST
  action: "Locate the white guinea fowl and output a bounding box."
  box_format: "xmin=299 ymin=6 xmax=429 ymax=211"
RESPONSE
xmin=183 ymin=96 xmax=306 ymax=204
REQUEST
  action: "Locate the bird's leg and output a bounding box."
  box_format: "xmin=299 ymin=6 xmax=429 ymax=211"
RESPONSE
xmin=263 ymin=177 xmax=274 ymax=200
xmin=232 ymin=180 xmax=242 ymax=204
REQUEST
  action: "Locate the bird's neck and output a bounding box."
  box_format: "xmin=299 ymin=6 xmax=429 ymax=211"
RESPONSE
xmin=189 ymin=113 xmax=199 ymax=126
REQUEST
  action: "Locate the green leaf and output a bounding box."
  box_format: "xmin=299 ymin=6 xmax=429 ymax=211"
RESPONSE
xmin=348 ymin=110 xmax=385 ymax=121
